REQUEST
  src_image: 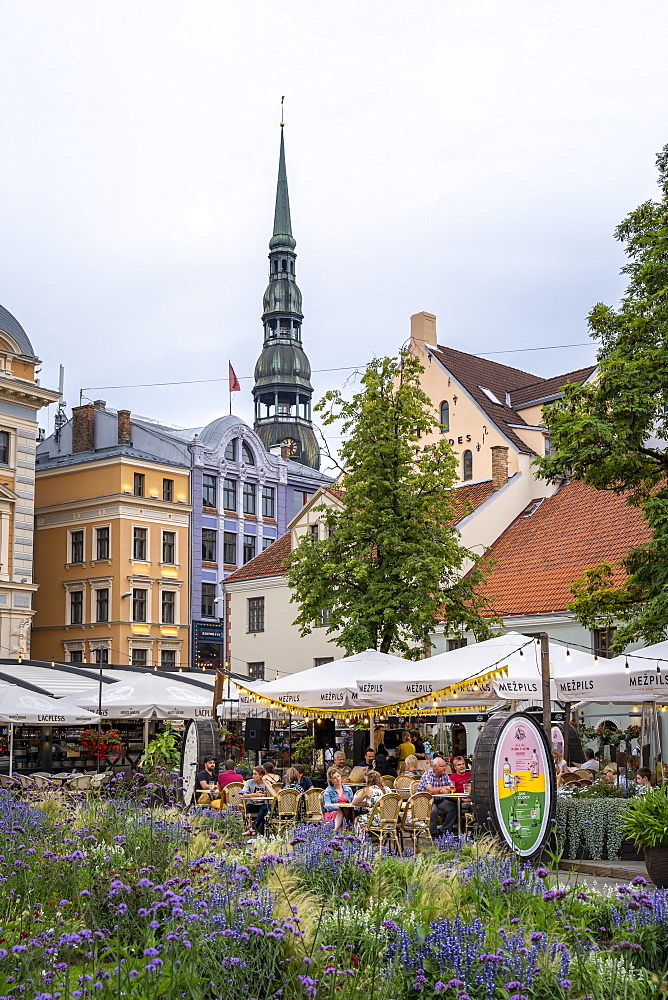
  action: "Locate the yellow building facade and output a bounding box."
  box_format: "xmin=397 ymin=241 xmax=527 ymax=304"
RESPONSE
xmin=0 ymin=304 xmax=60 ymax=658
xmin=33 ymin=404 xmax=192 ymax=667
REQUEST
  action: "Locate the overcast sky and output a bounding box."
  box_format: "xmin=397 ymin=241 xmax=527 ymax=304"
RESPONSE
xmin=1 ymin=1 xmax=667 ymax=467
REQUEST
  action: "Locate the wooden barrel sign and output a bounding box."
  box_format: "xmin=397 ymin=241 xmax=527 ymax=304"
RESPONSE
xmin=471 ymin=711 xmax=555 ymax=858
xmin=180 ymin=718 xmax=221 ymax=806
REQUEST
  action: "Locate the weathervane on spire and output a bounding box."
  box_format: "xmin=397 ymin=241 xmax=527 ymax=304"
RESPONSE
xmin=280 ymin=95 xmax=285 ymax=128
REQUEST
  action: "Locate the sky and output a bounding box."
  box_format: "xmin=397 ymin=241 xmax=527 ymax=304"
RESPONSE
xmin=1 ymin=1 xmax=667 ymax=470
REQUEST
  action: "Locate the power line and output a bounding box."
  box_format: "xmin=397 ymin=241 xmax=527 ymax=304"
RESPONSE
xmin=79 ymin=343 xmax=593 ymax=396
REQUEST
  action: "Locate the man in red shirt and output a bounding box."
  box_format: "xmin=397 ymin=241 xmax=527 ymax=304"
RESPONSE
xmin=449 ymin=756 xmax=471 ymax=793
xmin=218 ymin=759 xmax=244 ymax=791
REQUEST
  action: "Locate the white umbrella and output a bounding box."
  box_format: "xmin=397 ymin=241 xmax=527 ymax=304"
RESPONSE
xmin=237 ymin=649 xmax=407 ymax=716
xmin=62 ymin=673 xmax=214 ymax=720
xmin=0 ymin=685 xmax=101 ymax=775
xmin=354 ymin=632 xmax=547 ymax=709
xmin=555 ymin=641 xmax=668 ymax=704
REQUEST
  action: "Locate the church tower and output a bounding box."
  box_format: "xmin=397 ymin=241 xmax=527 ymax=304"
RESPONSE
xmin=252 ymin=126 xmax=320 ymax=470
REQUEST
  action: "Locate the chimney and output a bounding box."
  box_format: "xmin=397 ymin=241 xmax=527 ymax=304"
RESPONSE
xmin=93 ymin=399 xmax=106 ymax=409
xmin=410 ymin=311 xmax=438 ymax=349
xmin=117 ymin=409 xmax=131 ymax=445
xmin=72 ymin=404 xmax=95 ymax=453
xmin=491 ymin=446 xmax=509 ymax=490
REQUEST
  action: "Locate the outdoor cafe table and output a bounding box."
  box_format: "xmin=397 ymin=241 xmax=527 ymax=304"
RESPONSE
xmin=432 ymin=792 xmax=470 ymax=836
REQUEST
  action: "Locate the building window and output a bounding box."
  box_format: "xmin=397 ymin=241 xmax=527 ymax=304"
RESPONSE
xmin=133 ymin=527 xmax=147 ymax=560
xmin=202 ymin=474 xmax=217 ymax=508
xmin=315 ymin=608 xmax=331 ymax=627
xmin=96 ymin=526 xmax=109 ymax=561
xmin=131 ymin=648 xmax=148 ymax=666
xmin=161 ymin=649 xmax=176 ymax=669
xmin=262 ymin=537 xmax=274 ymax=551
xmin=593 ymin=627 xmax=616 ymax=659
xmin=242 ymin=442 xmax=254 ymax=465
xmin=162 ymin=530 xmax=175 ymax=564
xmin=223 ymin=478 xmax=236 ymax=511
xmin=440 ymin=401 xmax=450 ymax=433
xmin=132 ymin=588 xmax=147 ymax=623
xmin=162 ymin=478 xmax=173 ymax=502
xmin=262 ymin=486 xmax=275 ymax=519
xmin=223 ymin=531 xmax=237 ymax=564
xmin=309 ymin=524 xmax=319 ymax=541
xmin=201 ymin=528 xmax=216 ymax=562
xmin=133 ymin=473 xmax=145 ymax=497
xmin=243 ymin=483 xmax=256 ymax=515
xmin=0 ymin=430 xmax=9 ymax=465
xmin=161 ymin=590 xmax=176 ymax=625
xmin=544 ymin=436 xmax=552 ymax=456
xmin=224 ymin=439 xmax=237 ymax=461
xmin=201 ymin=583 xmax=216 ymax=618
xmin=447 ymin=637 xmax=467 ymax=651
xmin=70 ymin=590 xmax=83 ymax=625
xmin=70 ymin=530 xmax=84 ymax=563
xmin=248 ymin=661 xmax=265 ymax=680
xmin=243 ymin=534 xmax=256 ymax=564
xmin=248 ymin=597 xmax=265 ymax=633
xmin=463 ymin=450 xmax=473 ymax=481
xmin=94 ymin=647 xmax=109 ymax=664
xmin=95 ymin=588 xmax=109 ymax=623
xmin=69 ymin=650 xmax=83 ymax=664
xmin=314 ymin=657 xmax=334 ymax=667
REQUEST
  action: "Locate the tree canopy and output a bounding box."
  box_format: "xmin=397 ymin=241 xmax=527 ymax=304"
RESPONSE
xmin=536 ymin=143 xmax=668 ymax=650
xmin=286 ymin=353 xmax=495 ymax=657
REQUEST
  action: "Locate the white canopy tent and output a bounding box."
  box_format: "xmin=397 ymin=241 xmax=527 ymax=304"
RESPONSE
xmin=237 ymin=649 xmax=409 ymax=718
xmin=555 ymin=639 xmax=668 ymax=704
xmin=0 ymin=685 xmax=101 ymax=775
xmin=62 ymin=673 xmax=214 ymax=720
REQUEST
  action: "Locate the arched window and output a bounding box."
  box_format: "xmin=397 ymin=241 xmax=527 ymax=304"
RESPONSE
xmin=463 ymin=450 xmax=473 ymax=481
xmin=439 ymin=401 xmax=449 ymax=433
xmin=224 ymin=438 xmax=237 ymax=461
xmin=241 ymin=442 xmax=254 ymax=465
xmin=281 ymin=260 xmax=287 ymax=271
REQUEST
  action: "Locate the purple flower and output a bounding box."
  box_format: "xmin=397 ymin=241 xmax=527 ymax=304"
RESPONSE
xmin=535 ymin=867 xmax=550 ymax=878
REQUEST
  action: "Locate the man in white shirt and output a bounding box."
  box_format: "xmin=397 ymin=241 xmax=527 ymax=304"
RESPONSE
xmin=583 ymin=749 xmax=599 ymax=772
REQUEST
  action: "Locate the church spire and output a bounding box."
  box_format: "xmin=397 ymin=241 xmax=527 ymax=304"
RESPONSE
xmin=270 ymin=127 xmax=295 ymax=250
xmin=252 ymin=124 xmax=320 ymax=470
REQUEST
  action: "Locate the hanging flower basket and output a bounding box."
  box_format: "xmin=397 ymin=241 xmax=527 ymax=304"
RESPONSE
xmin=79 ymin=728 xmax=124 ymax=760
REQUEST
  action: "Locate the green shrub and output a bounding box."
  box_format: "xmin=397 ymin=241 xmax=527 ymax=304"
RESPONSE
xmin=623 ymin=785 xmax=668 ymax=848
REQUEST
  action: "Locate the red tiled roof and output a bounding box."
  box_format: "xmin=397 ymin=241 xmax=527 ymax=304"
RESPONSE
xmin=450 ymin=480 xmax=496 ymax=521
xmin=430 ymin=345 xmax=540 ymax=454
xmin=475 ymin=480 xmax=651 ymax=616
xmin=510 ymin=366 xmax=597 ymax=408
xmin=224 ymin=531 xmax=292 ymax=583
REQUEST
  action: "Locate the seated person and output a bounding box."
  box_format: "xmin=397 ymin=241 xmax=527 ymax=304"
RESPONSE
xmin=398 ymin=754 xmax=422 ymax=778
xmin=410 ymin=730 xmax=427 ymax=760
xmin=601 ymin=762 xmax=628 ymax=788
xmin=323 ymin=766 xmax=353 ymax=832
xmin=262 ymin=761 xmax=282 ymax=785
xmin=417 ymin=756 xmax=457 ymax=837
xmin=332 ymin=750 xmax=351 ymax=780
xmin=281 ymin=766 xmax=303 ymax=791
xmin=356 ymin=747 xmax=376 ymax=770
xmin=294 ymin=763 xmax=313 ymax=792
xmin=196 ymin=756 xmax=221 ymax=805
xmin=635 ymin=766 xmax=655 ymax=795
xmin=242 ymin=765 xmax=278 ymax=836
xmin=449 ymin=756 xmax=471 ymax=793
xmin=374 ymin=752 xmax=397 ymax=778
xmin=218 ymin=759 xmax=244 ymax=791
xmin=352 ymin=771 xmax=388 ymax=834
xmin=583 ymin=748 xmax=600 ymax=772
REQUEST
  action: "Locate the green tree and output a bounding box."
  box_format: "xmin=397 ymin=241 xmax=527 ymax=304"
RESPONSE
xmin=536 ymin=143 xmax=668 ymax=650
xmin=286 ymin=353 xmax=495 ymax=657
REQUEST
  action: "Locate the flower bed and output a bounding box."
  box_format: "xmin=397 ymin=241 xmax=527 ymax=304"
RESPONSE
xmin=0 ymin=782 xmax=665 ymax=998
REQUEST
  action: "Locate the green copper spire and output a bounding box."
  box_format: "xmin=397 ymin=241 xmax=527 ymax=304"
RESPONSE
xmin=270 ymin=127 xmax=296 ymax=251
xmin=252 ymin=124 xmax=320 ymax=470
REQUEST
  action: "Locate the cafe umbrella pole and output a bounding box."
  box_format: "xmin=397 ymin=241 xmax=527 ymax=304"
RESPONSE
xmin=540 ymin=632 xmax=551 ymax=740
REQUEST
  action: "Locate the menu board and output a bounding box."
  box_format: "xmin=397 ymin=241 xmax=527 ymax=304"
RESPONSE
xmin=492 ymin=713 xmax=553 ymax=857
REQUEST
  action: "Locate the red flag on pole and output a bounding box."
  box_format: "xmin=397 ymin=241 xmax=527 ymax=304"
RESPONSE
xmin=228 ymin=362 xmax=241 ymax=392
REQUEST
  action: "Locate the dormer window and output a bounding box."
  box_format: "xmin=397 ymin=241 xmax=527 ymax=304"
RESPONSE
xmin=224 ymin=438 xmax=237 ymax=461
xmin=479 ymin=386 xmax=503 ymax=405
xmin=241 ymin=442 xmax=254 ymax=465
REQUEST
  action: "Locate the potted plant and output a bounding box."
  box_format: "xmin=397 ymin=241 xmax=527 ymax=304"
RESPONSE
xmin=621 ymin=785 xmax=668 ymax=886
xmin=139 ymin=723 xmax=181 ymax=804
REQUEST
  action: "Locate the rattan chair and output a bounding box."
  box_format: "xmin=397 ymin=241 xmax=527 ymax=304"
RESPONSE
xmin=0 ymin=774 xmax=20 ymax=793
xmin=363 ymin=791 xmax=403 ymax=855
xmin=394 ymin=776 xmax=414 ymax=790
xmin=16 ymin=774 xmax=35 ymax=791
xmin=400 ymin=791 xmax=433 ymax=854
xmin=223 ymin=783 xmax=250 ymax=828
xmin=66 ymin=774 xmax=93 ymax=792
xmin=382 ymin=776 xmax=396 ymax=788
xmin=410 ymin=779 xmax=421 ymax=794
xmin=303 ymin=787 xmax=325 ymax=824
xmin=31 ymin=774 xmax=59 ymax=789
xmin=266 ymin=788 xmax=302 ymax=836
xmin=573 ymin=768 xmax=596 ymax=780
xmin=559 ymin=772 xmax=580 ymax=786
